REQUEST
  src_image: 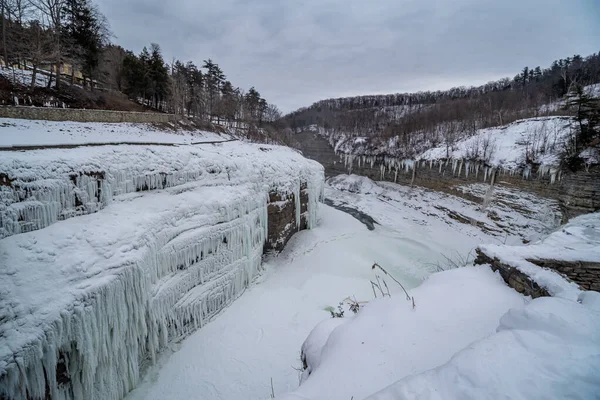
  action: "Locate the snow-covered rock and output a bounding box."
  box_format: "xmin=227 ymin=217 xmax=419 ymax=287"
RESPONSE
xmin=0 ymin=140 xmax=325 ymax=400
xmin=477 ymin=212 xmax=600 ymax=298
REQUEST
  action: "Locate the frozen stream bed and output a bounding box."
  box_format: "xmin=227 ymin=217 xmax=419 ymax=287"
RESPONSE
xmin=127 ymin=175 xmax=564 ymax=400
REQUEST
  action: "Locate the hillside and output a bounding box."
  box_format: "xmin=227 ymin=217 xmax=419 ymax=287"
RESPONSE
xmin=285 ymin=53 xmax=600 ymax=169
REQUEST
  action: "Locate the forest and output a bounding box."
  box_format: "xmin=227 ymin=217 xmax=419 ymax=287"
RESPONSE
xmin=0 ymin=0 xmax=282 ymax=128
xmin=284 ymin=52 xmax=600 ymax=140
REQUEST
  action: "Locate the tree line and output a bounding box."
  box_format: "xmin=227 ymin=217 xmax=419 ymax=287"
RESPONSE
xmin=0 ymin=0 xmax=282 ymax=126
xmin=284 ymin=52 xmax=600 ymax=140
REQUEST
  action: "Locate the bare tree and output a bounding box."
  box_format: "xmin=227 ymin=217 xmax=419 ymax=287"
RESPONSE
xmin=31 ymin=0 xmax=65 ymax=89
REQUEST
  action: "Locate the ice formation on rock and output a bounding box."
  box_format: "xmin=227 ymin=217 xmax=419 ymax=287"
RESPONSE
xmin=0 ymin=142 xmax=324 ymax=399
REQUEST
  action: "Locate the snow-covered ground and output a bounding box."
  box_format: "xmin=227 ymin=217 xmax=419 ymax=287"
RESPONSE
xmin=0 ymin=66 xmax=51 ymax=88
xmin=0 ymin=118 xmax=227 ymax=147
xmin=125 ymin=175 xmax=577 ymax=400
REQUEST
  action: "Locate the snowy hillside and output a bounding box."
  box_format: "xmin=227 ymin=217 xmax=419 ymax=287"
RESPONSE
xmin=332 ymin=116 xmax=574 ymax=172
xmin=0 ymin=133 xmax=324 ymax=399
xmin=419 ymin=116 xmax=573 ymax=169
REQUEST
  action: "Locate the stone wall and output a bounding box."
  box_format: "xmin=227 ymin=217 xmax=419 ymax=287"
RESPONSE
xmin=474 ymin=249 xmax=551 ymax=298
xmin=0 ymin=106 xmax=179 ymax=123
xmin=527 ymin=259 xmax=600 ymax=292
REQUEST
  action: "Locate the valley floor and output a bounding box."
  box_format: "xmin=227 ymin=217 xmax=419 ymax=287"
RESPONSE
xmin=126 ymin=176 xmax=590 ymax=400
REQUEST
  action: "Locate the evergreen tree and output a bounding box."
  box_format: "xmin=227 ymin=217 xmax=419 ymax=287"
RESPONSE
xmin=62 ymin=0 xmax=107 ymax=89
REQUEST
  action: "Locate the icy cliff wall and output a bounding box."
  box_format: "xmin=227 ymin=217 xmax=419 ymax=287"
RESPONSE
xmin=0 ymin=142 xmax=324 ymax=400
xmin=296 ymin=117 xmax=599 ymax=218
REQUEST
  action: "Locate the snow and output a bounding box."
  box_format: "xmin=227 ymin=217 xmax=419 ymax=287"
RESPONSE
xmin=478 ymin=212 xmax=600 ymax=299
xmin=124 ymin=175 xmax=565 ymax=400
xmin=419 ymin=116 xmax=574 ymax=170
xmin=0 ymin=140 xmax=323 ymax=238
xmin=281 ymin=266 xmax=526 ymax=400
xmin=0 ymin=140 xmax=324 ymax=399
xmin=366 ymin=295 xmax=600 ymax=400
xmin=0 ymin=67 xmax=51 ymax=88
xmin=332 ymin=117 xmax=575 ymax=177
xmin=329 ymin=175 xmax=561 ymax=246
xmin=0 ymin=118 xmax=227 ymax=147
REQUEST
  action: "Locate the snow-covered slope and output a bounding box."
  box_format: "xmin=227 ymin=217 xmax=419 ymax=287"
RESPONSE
xmin=366 ymin=292 xmax=600 ymax=400
xmin=478 ymin=212 xmax=600 ymax=297
xmin=419 ymin=116 xmax=573 ymax=170
xmin=333 ymin=116 xmax=574 ymax=173
xmin=0 ymin=138 xmax=324 ymax=399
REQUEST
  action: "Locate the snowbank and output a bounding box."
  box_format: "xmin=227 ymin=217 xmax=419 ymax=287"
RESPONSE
xmin=281 ymin=266 xmax=526 ymax=400
xmin=284 ymin=266 xmax=600 ymax=400
xmin=0 ymin=140 xmax=324 ymax=399
xmin=367 ymin=294 xmax=600 ymax=400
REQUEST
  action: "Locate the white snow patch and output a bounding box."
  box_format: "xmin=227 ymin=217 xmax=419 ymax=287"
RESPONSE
xmin=281 ymin=266 xmax=526 ymax=400
xmin=367 ymin=294 xmax=600 ymax=400
xmin=0 ymin=118 xmax=227 ymax=147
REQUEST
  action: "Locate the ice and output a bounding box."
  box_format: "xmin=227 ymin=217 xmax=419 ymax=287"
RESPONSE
xmin=0 ymin=141 xmax=325 ymax=399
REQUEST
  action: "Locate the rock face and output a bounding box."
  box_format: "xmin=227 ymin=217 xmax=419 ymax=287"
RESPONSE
xmin=294 ymin=131 xmax=599 ymax=220
xmin=265 ymin=183 xmax=310 ymax=252
xmin=559 ymin=166 xmax=600 ymax=220
xmin=527 ymin=260 xmax=600 ymax=292
xmin=474 ymin=249 xmax=550 ymax=298
xmin=0 ymin=142 xmax=324 ymax=400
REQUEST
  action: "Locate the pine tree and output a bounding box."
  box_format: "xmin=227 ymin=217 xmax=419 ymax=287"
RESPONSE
xmin=62 ymin=0 xmax=107 ymax=89
xmin=566 ymin=85 xmax=600 ymax=164
xmin=203 ymin=59 xmax=225 ymax=120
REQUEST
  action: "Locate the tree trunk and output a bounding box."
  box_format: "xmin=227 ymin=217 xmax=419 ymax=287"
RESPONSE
xmin=47 ymin=68 xmax=53 ymax=88
xmin=55 ymin=62 xmax=61 ymax=91
xmin=1 ymin=1 xmax=7 ymax=70
xmin=31 ymin=64 xmax=37 ymax=89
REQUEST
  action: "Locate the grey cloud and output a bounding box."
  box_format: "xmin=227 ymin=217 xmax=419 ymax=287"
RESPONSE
xmin=97 ymin=0 xmax=600 ymax=112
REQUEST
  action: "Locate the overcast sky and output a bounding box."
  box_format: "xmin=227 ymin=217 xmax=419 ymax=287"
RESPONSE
xmin=96 ymin=0 xmax=599 ymax=113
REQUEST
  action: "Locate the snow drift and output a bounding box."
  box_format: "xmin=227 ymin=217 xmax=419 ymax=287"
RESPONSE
xmin=0 ymin=140 xmax=324 ymax=400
